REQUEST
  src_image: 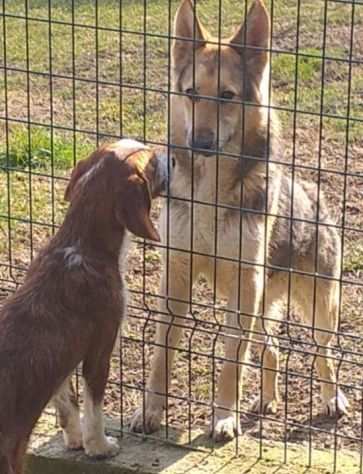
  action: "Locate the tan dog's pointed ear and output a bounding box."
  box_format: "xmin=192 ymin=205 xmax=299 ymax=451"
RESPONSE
xmin=116 ymin=174 xmax=160 ymax=242
xmin=172 ymin=0 xmax=207 ymax=70
xmin=229 ymin=0 xmax=270 ymax=79
xmin=64 ymin=159 xmax=89 ymax=202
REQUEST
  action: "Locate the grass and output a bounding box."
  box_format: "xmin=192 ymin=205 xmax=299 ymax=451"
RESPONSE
xmin=0 ymin=0 xmax=361 ymax=281
xmin=1 ymin=0 xmax=362 ymax=270
xmin=0 ymin=126 xmax=93 ymax=170
xmin=0 ymin=0 xmax=362 ymax=163
xmin=345 ymin=241 xmax=363 ymax=272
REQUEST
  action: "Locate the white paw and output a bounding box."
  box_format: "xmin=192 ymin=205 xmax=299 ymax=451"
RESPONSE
xmin=63 ymin=430 xmax=83 ymax=451
xmin=84 ymin=436 xmax=119 ymax=459
xmin=251 ymin=396 xmax=278 ymax=415
xmin=325 ymin=389 xmax=349 ymax=417
xmin=129 ymin=406 xmax=163 ymax=434
xmin=210 ymin=413 xmax=241 ymax=442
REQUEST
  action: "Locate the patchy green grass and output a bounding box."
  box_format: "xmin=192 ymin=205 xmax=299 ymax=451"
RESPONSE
xmin=0 ymin=0 xmax=362 ymax=275
xmin=0 ymin=2 xmax=361 ymax=240
xmin=0 ymin=126 xmax=93 ymax=170
xmin=1 ymin=0 xmax=362 ymax=168
xmin=345 ymin=240 xmax=363 ymax=272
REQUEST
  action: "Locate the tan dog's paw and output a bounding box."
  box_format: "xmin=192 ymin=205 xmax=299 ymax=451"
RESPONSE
xmin=210 ymin=413 xmax=241 ymax=442
xmin=251 ymin=396 xmax=278 ymax=415
xmin=325 ymin=390 xmax=349 ymax=417
xmin=129 ymin=406 xmax=163 ymax=434
xmin=84 ymin=436 xmax=119 ymax=459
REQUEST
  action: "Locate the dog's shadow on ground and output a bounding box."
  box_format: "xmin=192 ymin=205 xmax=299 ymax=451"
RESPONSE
xmin=240 ymin=410 xmax=341 ymax=445
xmin=284 ymin=413 xmax=342 ymax=445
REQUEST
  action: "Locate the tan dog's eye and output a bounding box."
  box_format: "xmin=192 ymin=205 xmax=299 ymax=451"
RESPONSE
xmin=220 ymin=90 xmax=235 ymax=100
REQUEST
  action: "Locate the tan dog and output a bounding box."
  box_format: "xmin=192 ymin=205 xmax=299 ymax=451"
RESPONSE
xmin=131 ymin=0 xmax=348 ymax=442
xmin=0 ymin=139 xmax=167 ymax=474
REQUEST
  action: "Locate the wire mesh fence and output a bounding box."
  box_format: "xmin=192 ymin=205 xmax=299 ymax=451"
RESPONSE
xmin=0 ymin=0 xmax=362 ymax=472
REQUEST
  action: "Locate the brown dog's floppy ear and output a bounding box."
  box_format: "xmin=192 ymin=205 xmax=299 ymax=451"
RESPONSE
xmin=172 ymin=0 xmax=207 ymax=72
xmin=64 ymin=159 xmax=89 ymax=202
xmin=229 ymin=0 xmax=270 ymax=80
xmin=117 ymin=174 xmax=160 ymax=242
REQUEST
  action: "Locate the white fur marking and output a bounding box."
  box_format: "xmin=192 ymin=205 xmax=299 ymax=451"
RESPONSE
xmin=326 ymin=389 xmax=349 ymax=416
xmin=259 ymin=63 xmax=270 ymax=106
xmin=78 ymin=159 xmax=104 ymax=187
xmin=63 ymin=246 xmax=83 ymax=268
xmin=77 ymin=140 xmax=146 ymax=191
xmin=114 ymin=138 xmax=147 ymax=150
xmin=82 ymin=383 xmax=119 ymax=458
xmin=83 ymin=399 xmax=105 ymax=448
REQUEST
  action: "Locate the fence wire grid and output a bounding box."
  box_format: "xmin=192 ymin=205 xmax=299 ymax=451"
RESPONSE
xmin=0 ymin=0 xmax=363 ymax=472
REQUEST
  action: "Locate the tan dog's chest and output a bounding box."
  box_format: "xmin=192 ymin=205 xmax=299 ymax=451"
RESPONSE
xmin=160 ymin=155 xmax=266 ymax=296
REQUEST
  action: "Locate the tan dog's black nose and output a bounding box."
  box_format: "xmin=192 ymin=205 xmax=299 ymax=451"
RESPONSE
xmin=190 ymin=130 xmax=215 ymax=154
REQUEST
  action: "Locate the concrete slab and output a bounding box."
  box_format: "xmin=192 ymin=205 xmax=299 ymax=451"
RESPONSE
xmin=25 ymin=413 xmax=361 ymax=474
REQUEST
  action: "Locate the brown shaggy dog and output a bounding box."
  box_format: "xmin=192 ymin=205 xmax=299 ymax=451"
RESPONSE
xmin=0 ymin=139 xmax=167 ymax=474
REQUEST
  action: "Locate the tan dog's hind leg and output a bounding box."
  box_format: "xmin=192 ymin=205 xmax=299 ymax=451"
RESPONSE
xmin=251 ymin=276 xmax=287 ymax=415
xmin=294 ymin=276 xmax=348 ymax=416
xmin=314 ymin=282 xmax=348 ymax=416
xmin=212 ymin=267 xmax=263 ymax=442
xmin=53 ymin=377 xmax=83 ymax=450
xmin=130 ymin=256 xmax=194 ymax=434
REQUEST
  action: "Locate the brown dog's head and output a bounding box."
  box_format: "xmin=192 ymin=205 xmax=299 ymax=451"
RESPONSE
xmin=172 ymin=0 xmax=270 ymax=155
xmin=64 ymin=140 xmax=169 ymax=242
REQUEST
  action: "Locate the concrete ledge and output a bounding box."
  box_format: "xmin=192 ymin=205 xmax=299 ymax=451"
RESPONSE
xmin=26 ymin=415 xmax=361 ymax=474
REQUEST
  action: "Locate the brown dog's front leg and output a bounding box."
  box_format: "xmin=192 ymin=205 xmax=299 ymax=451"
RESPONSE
xmin=82 ymin=335 xmax=119 ymax=459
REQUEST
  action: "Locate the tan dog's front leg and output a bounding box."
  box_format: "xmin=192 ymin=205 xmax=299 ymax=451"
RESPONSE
xmin=212 ymin=268 xmax=263 ymax=442
xmin=251 ymin=335 xmax=280 ymax=414
xmin=130 ymin=257 xmax=193 ymax=434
